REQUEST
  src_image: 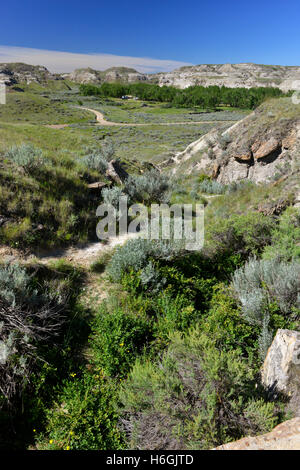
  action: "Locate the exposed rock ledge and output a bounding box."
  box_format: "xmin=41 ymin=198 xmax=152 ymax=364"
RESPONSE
xmin=215 ymin=418 xmax=300 ymax=450
xmin=216 ymin=329 xmax=300 ymax=450
xmin=172 ymin=98 xmax=300 ymax=186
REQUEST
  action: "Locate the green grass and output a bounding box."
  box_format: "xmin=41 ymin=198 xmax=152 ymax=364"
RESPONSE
xmin=0 ymin=91 xmax=92 ymax=124
xmin=0 ymin=121 xmax=110 ymax=249
xmin=76 ymin=97 xmax=248 ymax=124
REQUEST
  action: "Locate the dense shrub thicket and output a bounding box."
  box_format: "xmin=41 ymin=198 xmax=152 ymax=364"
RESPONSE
xmin=120 ymin=328 xmax=281 ymax=450
xmin=80 ymin=82 xmax=286 ymax=110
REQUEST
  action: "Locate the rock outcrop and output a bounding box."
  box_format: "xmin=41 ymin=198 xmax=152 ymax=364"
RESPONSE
xmin=61 ymin=63 xmax=300 ymax=90
xmin=261 ymin=329 xmax=300 ymax=415
xmin=215 ymin=418 xmax=300 ymax=450
xmin=153 ymin=63 xmax=300 ymax=91
xmin=173 ymin=97 xmax=300 ymax=187
xmin=62 ymin=66 xmax=148 ymax=85
xmin=0 ymin=63 xmax=62 ymax=86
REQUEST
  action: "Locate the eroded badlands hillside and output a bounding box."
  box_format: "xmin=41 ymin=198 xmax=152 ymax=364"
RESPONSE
xmin=154 ymin=63 xmax=300 ymax=90
xmin=172 ymin=97 xmax=300 ymax=188
xmin=2 ymin=62 xmax=300 ymax=91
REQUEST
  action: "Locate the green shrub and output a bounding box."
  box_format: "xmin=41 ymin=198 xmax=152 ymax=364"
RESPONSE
xmin=206 ymin=212 xmax=275 ymax=258
xmin=38 ymin=373 xmax=124 ymax=450
xmin=89 ymin=300 xmax=152 ymax=377
xmin=120 ymin=328 xmax=282 ymax=450
xmin=201 ymin=284 xmax=258 ymax=356
xmin=153 ymin=293 xmax=198 ymax=340
xmin=90 ymin=251 xmax=113 ymax=273
xmin=262 ymin=207 xmax=300 ymax=262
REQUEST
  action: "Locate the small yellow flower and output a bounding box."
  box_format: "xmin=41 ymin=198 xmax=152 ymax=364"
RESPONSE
xmin=65 ymin=446 xmax=70 ymax=450
xmin=70 ymin=431 xmax=74 ymax=435
xmin=119 ymin=343 xmax=124 ymax=347
xmin=33 ymin=429 xmax=36 ymax=433
xmin=70 ymin=373 xmax=76 ymax=377
xmin=49 ymin=440 xmax=53 ymax=444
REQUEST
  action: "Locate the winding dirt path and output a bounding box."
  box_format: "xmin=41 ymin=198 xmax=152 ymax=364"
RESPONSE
xmin=47 ymin=107 xmax=237 ymax=129
xmin=0 ymin=232 xmax=140 ymax=268
xmin=82 ymin=107 xmax=237 ymax=126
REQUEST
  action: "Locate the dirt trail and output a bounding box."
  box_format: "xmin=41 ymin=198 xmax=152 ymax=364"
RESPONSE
xmin=0 ymin=232 xmax=139 ymax=268
xmin=46 ymin=107 xmax=237 ymax=128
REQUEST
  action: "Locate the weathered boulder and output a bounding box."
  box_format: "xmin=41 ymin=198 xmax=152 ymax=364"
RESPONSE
xmin=234 ymin=151 xmax=252 ymax=163
xmin=282 ymin=130 xmax=297 ymax=150
xmin=252 ymin=137 xmax=281 ymax=162
xmin=261 ymin=329 xmax=300 ymax=402
xmin=215 ymin=418 xmax=300 ymax=450
xmin=217 ymin=158 xmax=250 ymax=184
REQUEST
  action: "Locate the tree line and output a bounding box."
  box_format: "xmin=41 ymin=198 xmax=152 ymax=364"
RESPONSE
xmin=79 ymin=82 xmax=286 ymax=110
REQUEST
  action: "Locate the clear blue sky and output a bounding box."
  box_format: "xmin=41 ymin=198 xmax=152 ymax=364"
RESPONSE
xmin=1 ymin=0 xmax=300 ymax=68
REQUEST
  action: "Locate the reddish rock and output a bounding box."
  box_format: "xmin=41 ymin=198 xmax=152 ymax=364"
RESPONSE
xmin=211 ymin=163 xmax=220 ymax=179
xmin=252 ymin=137 xmax=281 ymax=160
xmin=215 ymin=418 xmax=300 ymax=450
xmin=282 ymin=131 xmax=297 ymax=150
xmin=234 ymin=153 xmax=252 ymax=163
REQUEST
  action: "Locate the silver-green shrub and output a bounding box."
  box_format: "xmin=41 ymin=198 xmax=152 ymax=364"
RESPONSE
xmin=232 ymin=257 xmax=300 ymax=317
xmin=124 ymin=169 xmax=171 ymax=204
xmin=232 ymin=257 xmax=300 ymax=357
xmin=219 ymin=133 xmax=232 ymax=150
xmin=102 ymin=186 xmax=127 ymax=209
xmin=139 ymin=261 xmax=165 ymax=292
xmin=80 ymin=152 xmax=108 ymax=173
xmin=101 ymin=137 xmax=115 ymax=161
xmin=107 ymin=237 xmax=184 ymax=282
xmin=0 ymin=263 xmax=65 ymax=403
xmin=199 ymin=179 xmax=226 ymax=194
xmin=5 ymin=144 xmax=45 ymax=174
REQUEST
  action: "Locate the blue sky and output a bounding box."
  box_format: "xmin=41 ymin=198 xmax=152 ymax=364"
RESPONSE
xmin=1 ymin=0 xmax=300 ymax=72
